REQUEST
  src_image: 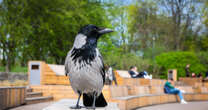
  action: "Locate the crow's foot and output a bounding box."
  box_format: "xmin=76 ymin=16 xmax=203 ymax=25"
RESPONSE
xmin=86 ymin=106 xmax=96 ymax=110
xmin=70 ymin=105 xmax=82 ymax=109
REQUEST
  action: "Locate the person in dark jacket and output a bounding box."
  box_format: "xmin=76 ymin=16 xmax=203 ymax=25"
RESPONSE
xmin=206 ymin=71 xmax=208 ymax=78
xmin=185 ymin=64 xmax=190 ymax=77
xmin=128 ymin=66 xmax=140 ymax=78
xmin=164 ymin=78 xmax=187 ymax=104
xmin=197 ymin=72 xmax=202 ymax=78
xmin=106 ymin=65 xmax=117 ymax=85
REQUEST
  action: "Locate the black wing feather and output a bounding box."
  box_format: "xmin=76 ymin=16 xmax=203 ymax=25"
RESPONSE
xmin=98 ymin=55 xmax=105 ymax=85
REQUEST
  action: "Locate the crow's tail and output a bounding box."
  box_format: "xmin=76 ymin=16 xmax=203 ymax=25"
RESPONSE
xmin=83 ymin=92 xmax=107 ymax=107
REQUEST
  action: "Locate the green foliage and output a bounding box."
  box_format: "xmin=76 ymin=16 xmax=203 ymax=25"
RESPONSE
xmin=10 ymin=66 xmax=27 ymax=73
xmin=156 ymin=52 xmax=206 ymax=79
xmin=20 ymin=0 xmax=111 ymax=64
xmin=0 ymin=66 xmax=27 ymax=73
xmin=200 ymin=36 xmax=208 ymax=51
xmin=0 ymin=66 xmax=5 ymax=72
xmin=1 ymin=0 xmax=208 ymax=74
xmin=197 ymin=51 xmax=208 ymax=69
xmin=203 ymin=1 xmax=208 ymax=27
xmin=103 ymin=53 xmax=153 ymax=72
xmin=0 ymin=0 xmax=112 ymax=71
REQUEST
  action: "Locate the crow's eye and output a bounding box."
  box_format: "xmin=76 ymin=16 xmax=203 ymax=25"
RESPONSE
xmin=91 ymin=28 xmax=97 ymax=33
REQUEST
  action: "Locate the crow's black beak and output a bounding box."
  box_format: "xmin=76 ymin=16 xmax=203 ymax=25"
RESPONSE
xmin=98 ymin=28 xmax=113 ymax=35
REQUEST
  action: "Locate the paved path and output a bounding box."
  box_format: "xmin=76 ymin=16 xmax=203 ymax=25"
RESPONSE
xmin=137 ymin=101 xmax=208 ymax=110
xmin=10 ymin=101 xmax=208 ymax=110
xmin=10 ymin=99 xmax=119 ymax=110
xmin=42 ymin=99 xmax=119 ymax=110
xmin=10 ymin=102 xmax=54 ymax=110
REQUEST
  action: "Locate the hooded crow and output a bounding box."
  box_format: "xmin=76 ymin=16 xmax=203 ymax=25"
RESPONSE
xmin=65 ymin=24 xmax=113 ymax=109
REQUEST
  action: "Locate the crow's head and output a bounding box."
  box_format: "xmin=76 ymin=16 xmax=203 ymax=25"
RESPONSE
xmin=73 ymin=24 xmax=113 ymax=49
xmin=79 ymin=24 xmax=113 ymax=38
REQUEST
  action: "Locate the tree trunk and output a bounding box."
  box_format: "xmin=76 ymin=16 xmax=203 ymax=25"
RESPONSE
xmin=5 ymin=55 xmax=11 ymax=72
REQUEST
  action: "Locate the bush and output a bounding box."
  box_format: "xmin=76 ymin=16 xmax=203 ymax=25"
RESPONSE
xmin=104 ymin=53 xmax=153 ymax=72
xmin=197 ymin=51 xmax=208 ymax=69
xmin=156 ymin=51 xmax=206 ymax=79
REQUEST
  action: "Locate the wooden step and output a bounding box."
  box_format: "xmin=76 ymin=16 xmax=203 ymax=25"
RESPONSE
xmin=26 ymin=96 xmax=53 ymax=104
xmin=113 ymin=93 xmax=208 ymax=110
xmin=27 ymin=92 xmax=42 ymax=98
xmin=27 ymin=88 xmax=33 ymax=92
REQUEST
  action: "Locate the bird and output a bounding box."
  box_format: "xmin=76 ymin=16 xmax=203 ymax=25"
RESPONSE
xmin=64 ymin=24 xmax=113 ymax=109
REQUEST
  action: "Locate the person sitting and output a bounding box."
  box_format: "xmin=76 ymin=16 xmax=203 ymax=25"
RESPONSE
xmin=164 ymin=78 xmax=188 ymax=104
xmin=204 ymin=71 xmax=208 ymax=82
xmin=143 ymin=71 xmax=152 ymax=79
xmin=197 ymin=72 xmax=202 ymax=78
xmin=206 ymin=71 xmax=208 ymax=78
xmin=192 ymin=73 xmax=196 ymax=78
xmin=128 ymin=66 xmax=140 ymax=78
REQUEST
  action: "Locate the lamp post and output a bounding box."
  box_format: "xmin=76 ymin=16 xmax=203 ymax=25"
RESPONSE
xmin=152 ymin=36 xmax=156 ymax=76
xmin=152 ymin=36 xmax=155 ymax=60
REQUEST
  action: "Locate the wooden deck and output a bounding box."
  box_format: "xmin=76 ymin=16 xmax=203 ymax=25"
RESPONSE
xmin=27 ymin=64 xmax=208 ymax=110
xmin=0 ymin=87 xmax=26 ymax=110
xmin=30 ymin=83 xmax=208 ymax=110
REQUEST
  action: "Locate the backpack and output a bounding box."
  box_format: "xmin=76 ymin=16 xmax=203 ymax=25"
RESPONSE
xmin=164 ymin=86 xmax=169 ymax=93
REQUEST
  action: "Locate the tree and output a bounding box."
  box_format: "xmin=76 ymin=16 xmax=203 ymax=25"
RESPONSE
xmin=0 ymin=0 xmax=112 ymax=71
xmin=159 ymin=0 xmax=203 ymax=50
xmin=127 ymin=0 xmax=204 ymax=52
xmin=0 ymin=0 xmax=26 ymax=71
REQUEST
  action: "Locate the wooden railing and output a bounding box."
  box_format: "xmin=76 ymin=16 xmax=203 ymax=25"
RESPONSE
xmin=0 ymin=86 xmax=26 ymax=110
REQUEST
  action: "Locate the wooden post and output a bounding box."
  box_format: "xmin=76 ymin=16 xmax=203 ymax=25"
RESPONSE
xmin=168 ymin=69 xmax=177 ymax=81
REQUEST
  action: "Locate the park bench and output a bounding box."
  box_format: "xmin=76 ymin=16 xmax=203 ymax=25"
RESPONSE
xmin=109 ymin=85 xmax=208 ymax=110
xmin=114 ymin=70 xmax=166 ymax=86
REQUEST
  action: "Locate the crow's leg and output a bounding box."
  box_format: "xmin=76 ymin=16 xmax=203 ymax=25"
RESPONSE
xmin=86 ymin=92 xmax=97 ymax=110
xmin=70 ymin=91 xmax=82 ymax=109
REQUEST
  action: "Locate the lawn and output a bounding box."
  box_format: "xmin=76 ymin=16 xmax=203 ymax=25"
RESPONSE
xmin=0 ymin=66 xmax=27 ymax=73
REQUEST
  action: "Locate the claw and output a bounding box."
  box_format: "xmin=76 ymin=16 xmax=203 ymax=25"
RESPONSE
xmin=86 ymin=106 xmax=96 ymax=110
xmin=70 ymin=105 xmax=82 ymax=109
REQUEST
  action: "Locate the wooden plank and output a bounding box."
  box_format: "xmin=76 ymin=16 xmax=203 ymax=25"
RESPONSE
xmin=8 ymin=88 xmax=11 ymax=108
xmin=0 ymin=88 xmax=5 ymax=110
xmin=139 ymin=79 xmax=150 ymax=86
xmin=179 ymin=77 xmax=202 ymax=86
xmin=138 ymin=96 xmax=148 ymax=107
xmin=126 ymin=97 xmax=138 ymax=110
xmin=0 ymin=87 xmax=25 ymax=109
xmin=10 ymin=88 xmax=14 ymax=107
xmin=17 ymin=88 xmax=21 ymax=106
xmin=109 ymin=86 xmax=128 ymax=98
xmin=117 ymin=100 xmax=127 ymax=110
xmin=168 ymin=94 xmax=177 ymax=102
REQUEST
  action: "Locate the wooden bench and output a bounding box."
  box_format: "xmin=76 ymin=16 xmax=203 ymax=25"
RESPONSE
xmin=0 ymin=87 xmax=26 ymax=110
xmin=110 ymin=85 xmax=208 ymax=110
xmin=114 ymin=70 xmax=166 ymax=86
xmin=114 ymin=93 xmax=208 ymax=110
xmin=179 ymin=77 xmax=203 ymax=86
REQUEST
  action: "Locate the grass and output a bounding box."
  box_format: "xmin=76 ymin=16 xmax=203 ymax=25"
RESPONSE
xmin=11 ymin=66 xmax=27 ymax=73
xmin=0 ymin=66 xmax=5 ymax=72
xmin=0 ymin=66 xmax=27 ymax=73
